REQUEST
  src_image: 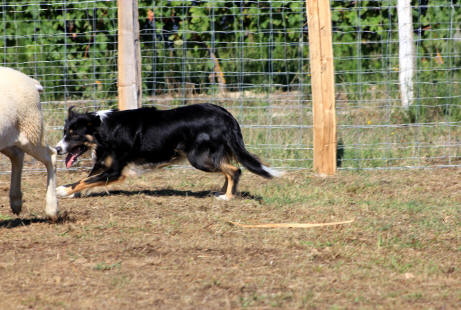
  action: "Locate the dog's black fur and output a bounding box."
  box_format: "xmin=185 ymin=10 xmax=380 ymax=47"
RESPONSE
xmin=56 ymin=103 xmax=281 ymax=199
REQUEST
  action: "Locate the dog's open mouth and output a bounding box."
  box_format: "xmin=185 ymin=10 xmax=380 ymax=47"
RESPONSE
xmin=65 ymin=146 xmax=87 ymax=168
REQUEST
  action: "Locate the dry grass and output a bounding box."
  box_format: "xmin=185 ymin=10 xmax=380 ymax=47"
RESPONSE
xmin=0 ymin=168 xmax=460 ymax=309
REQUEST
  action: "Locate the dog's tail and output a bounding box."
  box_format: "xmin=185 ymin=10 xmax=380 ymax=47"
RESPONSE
xmin=228 ymin=125 xmax=284 ymax=179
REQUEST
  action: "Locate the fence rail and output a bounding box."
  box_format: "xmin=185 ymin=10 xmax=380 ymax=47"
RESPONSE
xmin=0 ymin=0 xmax=460 ymax=174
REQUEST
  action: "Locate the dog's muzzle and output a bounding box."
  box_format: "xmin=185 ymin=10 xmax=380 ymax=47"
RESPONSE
xmin=55 ymin=139 xmax=68 ymax=155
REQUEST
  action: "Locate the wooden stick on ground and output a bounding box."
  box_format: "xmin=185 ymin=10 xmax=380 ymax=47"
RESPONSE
xmin=228 ymin=219 xmax=354 ymax=228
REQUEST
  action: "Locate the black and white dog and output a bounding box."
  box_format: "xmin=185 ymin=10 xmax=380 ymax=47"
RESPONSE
xmin=55 ymin=103 xmax=282 ymax=200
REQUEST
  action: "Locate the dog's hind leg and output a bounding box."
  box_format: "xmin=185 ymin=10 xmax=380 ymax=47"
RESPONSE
xmin=187 ymin=144 xmax=241 ymax=200
xmin=1 ymin=146 xmax=24 ymax=215
xmin=217 ymin=162 xmax=241 ymax=201
xmin=186 ymin=146 xmax=221 ymax=173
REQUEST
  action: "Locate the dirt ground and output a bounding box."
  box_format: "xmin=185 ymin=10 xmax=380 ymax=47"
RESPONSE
xmin=0 ymin=167 xmax=460 ymax=309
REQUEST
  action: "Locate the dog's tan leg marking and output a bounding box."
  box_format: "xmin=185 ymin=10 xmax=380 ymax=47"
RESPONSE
xmin=218 ymin=163 xmax=240 ymax=200
xmin=58 ymin=176 xmax=126 ymax=197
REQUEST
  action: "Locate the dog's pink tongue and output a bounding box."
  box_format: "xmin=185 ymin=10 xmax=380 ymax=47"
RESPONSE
xmin=65 ymin=153 xmax=77 ymax=168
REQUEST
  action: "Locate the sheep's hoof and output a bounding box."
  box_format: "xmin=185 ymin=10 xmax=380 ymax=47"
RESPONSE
xmin=46 ymin=212 xmax=59 ymax=222
xmin=45 ymin=206 xmax=59 ymax=219
xmin=10 ymin=197 xmax=22 ymax=215
xmin=56 ymin=186 xmax=75 ymax=198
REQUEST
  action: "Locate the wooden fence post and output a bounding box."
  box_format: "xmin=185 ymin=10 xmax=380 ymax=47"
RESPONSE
xmin=306 ymin=0 xmax=337 ymax=176
xmin=117 ymin=0 xmax=142 ymax=110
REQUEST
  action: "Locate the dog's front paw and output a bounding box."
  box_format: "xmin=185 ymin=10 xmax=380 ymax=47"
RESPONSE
xmin=56 ymin=186 xmax=75 ymax=198
xmin=215 ymin=194 xmax=231 ymax=201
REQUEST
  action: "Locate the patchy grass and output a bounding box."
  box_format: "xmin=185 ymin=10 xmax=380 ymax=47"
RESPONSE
xmin=0 ymin=168 xmax=459 ymax=309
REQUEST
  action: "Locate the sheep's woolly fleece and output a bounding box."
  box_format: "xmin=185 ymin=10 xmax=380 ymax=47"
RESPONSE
xmin=0 ymin=67 xmax=44 ymax=145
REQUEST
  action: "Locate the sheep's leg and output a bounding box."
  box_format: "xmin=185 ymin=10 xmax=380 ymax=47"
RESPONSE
xmin=19 ymin=143 xmax=58 ymax=219
xmin=1 ymin=147 xmax=24 ymax=215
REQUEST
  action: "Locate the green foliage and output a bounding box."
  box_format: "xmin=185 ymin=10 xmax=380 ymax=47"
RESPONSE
xmin=1 ymin=1 xmax=118 ymax=100
xmin=0 ymin=0 xmax=459 ymax=121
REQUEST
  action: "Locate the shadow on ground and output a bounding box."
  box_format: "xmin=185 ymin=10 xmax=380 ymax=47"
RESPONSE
xmin=0 ymin=212 xmax=74 ymax=229
xmin=79 ymin=189 xmax=263 ymax=202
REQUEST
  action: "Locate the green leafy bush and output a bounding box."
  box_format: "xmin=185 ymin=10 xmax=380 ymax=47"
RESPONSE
xmin=0 ymin=0 xmax=459 ymax=121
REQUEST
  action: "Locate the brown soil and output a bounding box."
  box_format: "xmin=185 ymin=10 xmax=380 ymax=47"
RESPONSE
xmin=0 ymin=168 xmax=459 ymax=309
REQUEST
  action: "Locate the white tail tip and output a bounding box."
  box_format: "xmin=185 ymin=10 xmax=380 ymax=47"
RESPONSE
xmin=262 ymin=165 xmax=285 ymax=177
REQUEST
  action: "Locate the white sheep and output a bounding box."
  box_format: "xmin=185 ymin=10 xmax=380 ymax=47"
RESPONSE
xmin=0 ymin=67 xmax=58 ymax=218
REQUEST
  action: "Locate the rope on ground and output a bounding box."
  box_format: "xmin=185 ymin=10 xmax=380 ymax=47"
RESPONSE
xmin=228 ymin=219 xmax=354 ymax=228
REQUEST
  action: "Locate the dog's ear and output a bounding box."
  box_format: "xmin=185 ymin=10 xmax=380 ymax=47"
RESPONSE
xmin=68 ymin=106 xmax=76 ymax=117
xmin=87 ymin=113 xmax=101 ymax=129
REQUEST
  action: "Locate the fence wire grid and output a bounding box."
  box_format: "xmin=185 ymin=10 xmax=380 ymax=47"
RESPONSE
xmin=0 ymin=0 xmax=460 ymax=174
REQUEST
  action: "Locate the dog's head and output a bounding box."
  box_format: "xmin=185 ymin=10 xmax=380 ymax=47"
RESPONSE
xmin=56 ymin=107 xmax=104 ymax=168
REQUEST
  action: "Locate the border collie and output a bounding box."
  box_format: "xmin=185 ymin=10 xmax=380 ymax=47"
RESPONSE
xmin=55 ymin=103 xmax=283 ymax=200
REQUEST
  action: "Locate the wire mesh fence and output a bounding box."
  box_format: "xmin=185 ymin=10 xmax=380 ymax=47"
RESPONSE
xmin=0 ymin=0 xmax=460 ymax=174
